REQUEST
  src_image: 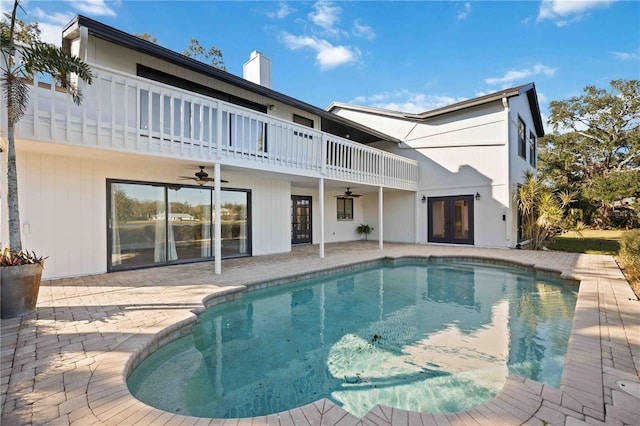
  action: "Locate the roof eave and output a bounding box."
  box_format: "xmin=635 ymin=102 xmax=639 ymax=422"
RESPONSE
xmin=328 ymin=83 xmax=545 ymax=137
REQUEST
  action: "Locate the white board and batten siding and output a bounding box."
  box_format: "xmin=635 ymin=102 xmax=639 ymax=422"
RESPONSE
xmin=331 ymin=99 xmax=529 ymax=248
xmin=10 ymin=148 xmax=294 ymax=279
xmin=251 ymin=179 xmax=291 ymax=256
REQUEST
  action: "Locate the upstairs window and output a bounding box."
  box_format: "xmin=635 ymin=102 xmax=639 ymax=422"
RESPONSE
xmin=518 ymin=117 xmax=526 ymax=159
xmin=337 ymin=197 xmax=353 ymax=220
xmin=293 ymin=114 xmax=314 ymax=128
xmin=529 ymin=131 xmax=536 ymax=167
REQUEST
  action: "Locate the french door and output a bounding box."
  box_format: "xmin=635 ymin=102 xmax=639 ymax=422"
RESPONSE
xmin=291 ymin=196 xmax=312 ymax=244
xmin=428 ymin=195 xmax=474 ymax=245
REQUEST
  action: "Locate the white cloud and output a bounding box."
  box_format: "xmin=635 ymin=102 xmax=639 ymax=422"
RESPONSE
xmin=31 ymin=8 xmax=75 ymax=46
xmin=350 ymin=90 xmax=467 ymax=113
xmin=485 ymin=64 xmax=556 ymax=86
xmin=267 ymin=2 xmax=295 ymax=19
xmin=352 ymin=20 xmax=375 ymax=40
xmin=24 ymin=1 xmax=117 ymax=46
xmin=280 ymin=2 xmax=373 ymax=70
xmin=611 ymin=50 xmax=640 ymax=60
xmin=280 ymin=32 xmax=359 ymax=70
xmin=537 ymin=0 xmax=616 ymax=26
xmin=309 ymin=0 xmax=341 ymax=35
xmin=537 ymin=92 xmax=548 ymax=104
xmin=457 ymin=2 xmax=472 ymax=20
xmin=65 ymin=0 xmax=117 ymax=17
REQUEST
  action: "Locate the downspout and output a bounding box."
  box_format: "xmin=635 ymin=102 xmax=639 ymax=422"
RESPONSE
xmin=503 ymin=96 xmax=513 ymax=247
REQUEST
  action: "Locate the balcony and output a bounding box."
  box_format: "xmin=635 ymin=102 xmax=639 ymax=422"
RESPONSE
xmin=5 ymin=62 xmax=418 ymax=190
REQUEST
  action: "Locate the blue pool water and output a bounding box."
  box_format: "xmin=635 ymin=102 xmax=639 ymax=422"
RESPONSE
xmin=127 ymin=260 xmax=578 ymax=418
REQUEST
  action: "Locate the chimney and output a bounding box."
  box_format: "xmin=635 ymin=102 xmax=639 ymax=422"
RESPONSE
xmin=243 ymin=51 xmax=272 ymax=89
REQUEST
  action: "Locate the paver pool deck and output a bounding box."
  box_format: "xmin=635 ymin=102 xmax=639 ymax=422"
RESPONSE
xmin=1 ymin=242 xmax=639 ymax=425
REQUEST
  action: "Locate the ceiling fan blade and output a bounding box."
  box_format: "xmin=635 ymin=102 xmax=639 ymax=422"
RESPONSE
xmin=202 ymin=177 xmax=229 ymax=183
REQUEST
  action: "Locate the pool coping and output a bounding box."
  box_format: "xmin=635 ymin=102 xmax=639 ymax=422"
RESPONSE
xmin=124 ymin=255 xmax=583 ymax=424
xmin=1 ymin=243 xmax=639 ymax=425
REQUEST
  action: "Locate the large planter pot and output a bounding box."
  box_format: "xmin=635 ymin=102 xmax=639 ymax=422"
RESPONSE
xmin=1 ymin=263 xmax=44 ymax=319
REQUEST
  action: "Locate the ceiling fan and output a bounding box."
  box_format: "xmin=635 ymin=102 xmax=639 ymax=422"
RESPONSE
xmin=178 ymin=166 xmax=228 ymax=186
xmin=337 ymin=187 xmax=362 ymax=198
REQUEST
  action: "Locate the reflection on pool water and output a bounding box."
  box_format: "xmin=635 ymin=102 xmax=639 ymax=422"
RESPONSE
xmin=127 ymin=260 xmax=577 ymax=418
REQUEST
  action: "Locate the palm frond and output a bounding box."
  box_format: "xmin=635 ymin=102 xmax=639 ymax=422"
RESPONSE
xmin=558 ymin=190 xmax=577 ymax=208
xmin=21 ymin=42 xmax=93 ymax=105
xmin=2 ymin=70 xmax=29 ymax=122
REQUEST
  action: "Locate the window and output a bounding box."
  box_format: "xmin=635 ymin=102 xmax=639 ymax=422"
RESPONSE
xmin=518 ymin=117 xmax=526 ymax=159
xmin=293 ymin=114 xmax=314 ymax=128
xmin=529 ymin=131 xmax=536 ymax=167
xmin=337 ymin=197 xmax=353 ymax=220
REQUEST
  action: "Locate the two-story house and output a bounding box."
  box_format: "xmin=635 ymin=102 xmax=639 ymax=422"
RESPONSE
xmin=0 ymin=15 xmax=542 ymax=280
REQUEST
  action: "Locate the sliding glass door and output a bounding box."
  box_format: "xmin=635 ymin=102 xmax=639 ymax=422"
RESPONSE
xmin=108 ymin=180 xmax=250 ymax=271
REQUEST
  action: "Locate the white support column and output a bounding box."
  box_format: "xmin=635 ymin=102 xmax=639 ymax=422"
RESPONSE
xmin=214 ymin=163 xmax=222 ymax=274
xmin=378 ymin=186 xmax=384 ymax=250
xmin=319 ymin=178 xmax=325 ymax=259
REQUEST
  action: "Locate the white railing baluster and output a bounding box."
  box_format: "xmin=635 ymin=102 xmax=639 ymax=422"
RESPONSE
xmin=135 ymin=85 xmax=141 ymax=150
xmin=110 ymin=76 xmax=115 ymax=145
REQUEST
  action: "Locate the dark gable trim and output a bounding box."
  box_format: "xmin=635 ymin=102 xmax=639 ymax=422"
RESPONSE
xmin=523 ymin=85 xmax=545 ymax=137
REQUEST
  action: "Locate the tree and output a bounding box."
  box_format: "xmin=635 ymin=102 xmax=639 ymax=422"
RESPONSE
xmin=1 ymin=0 xmax=93 ymax=251
xmin=516 ymin=172 xmax=580 ymax=250
xmin=1 ymin=11 xmax=40 ymax=43
xmin=133 ymin=32 xmax=226 ymax=70
xmin=133 ymin=32 xmax=157 ymax=44
xmin=546 ymin=79 xmax=639 ymax=176
xmin=540 ymin=79 xmax=640 ymax=226
xmin=182 ymin=38 xmax=226 ymax=71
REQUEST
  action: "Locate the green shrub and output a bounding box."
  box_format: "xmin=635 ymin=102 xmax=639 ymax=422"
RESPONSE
xmin=620 ymin=229 xmax=640 ymax=298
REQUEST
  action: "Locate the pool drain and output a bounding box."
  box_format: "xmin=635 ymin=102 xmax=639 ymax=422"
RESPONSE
xmin=616 ymin=380 xmax=640 ymax=398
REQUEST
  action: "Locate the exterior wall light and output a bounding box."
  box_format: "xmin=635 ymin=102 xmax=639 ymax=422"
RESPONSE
xmin=421 ymin=195 xmax=427 ymax=203
xmin=475 ymin=192 xmax=481 ymax=201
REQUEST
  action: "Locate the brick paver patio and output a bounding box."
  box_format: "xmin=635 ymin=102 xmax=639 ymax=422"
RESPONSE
xmin=1 ymin=242 xmax=638 ymax=425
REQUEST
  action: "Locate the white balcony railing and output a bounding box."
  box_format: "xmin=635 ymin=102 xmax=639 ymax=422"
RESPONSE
xmin=6 ymin=62 xmax=418 ymax=190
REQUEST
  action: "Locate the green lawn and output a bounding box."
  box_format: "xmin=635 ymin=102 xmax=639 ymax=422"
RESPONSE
xmin=548 ymin=229 xmax=623 ymax=256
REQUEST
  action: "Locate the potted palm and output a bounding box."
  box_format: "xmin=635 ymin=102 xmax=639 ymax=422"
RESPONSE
xmin=1 ymin=0 xmax=92 ymax=318
xmin=1 ymin=249 xmax=47 ymax=318
xmin=357 ymin=224 xmax=372 ymax=240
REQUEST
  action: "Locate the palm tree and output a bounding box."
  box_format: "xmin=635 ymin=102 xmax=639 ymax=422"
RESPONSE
xmin=516 ymin=171 xmax=580 ymax=250
xmin=1 ymin=0 xmax=93 ymax=251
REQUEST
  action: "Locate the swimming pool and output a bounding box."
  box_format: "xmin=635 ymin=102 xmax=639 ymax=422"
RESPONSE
xmin=127 ymin=259 xmax=577 ymax=419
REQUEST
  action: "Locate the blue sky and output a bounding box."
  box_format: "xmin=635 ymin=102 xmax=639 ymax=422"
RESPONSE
xmin=5 ymin=0 xmax=640 ymax=129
